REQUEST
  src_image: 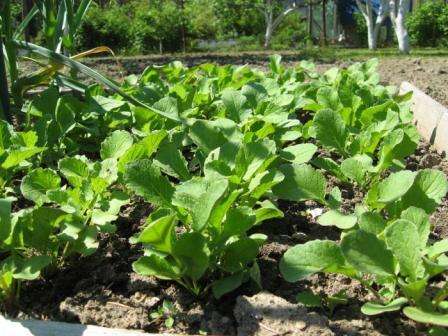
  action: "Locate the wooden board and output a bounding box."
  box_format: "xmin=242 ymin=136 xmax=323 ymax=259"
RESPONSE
xmin=400 ymin=81 xmax=448 ymax=155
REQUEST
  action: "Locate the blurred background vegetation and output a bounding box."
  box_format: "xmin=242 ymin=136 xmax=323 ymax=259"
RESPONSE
xmin=7 ymin=0 xmax=448 ymax=56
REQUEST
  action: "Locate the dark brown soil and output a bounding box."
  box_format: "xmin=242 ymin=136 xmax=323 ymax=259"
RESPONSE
xmin=9 ymin=139 xmax=446 ymax=336
xmin=12 ymin=56 xmax=448 ymax=335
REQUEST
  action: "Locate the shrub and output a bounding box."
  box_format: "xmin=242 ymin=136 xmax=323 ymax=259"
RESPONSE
xmin=407 ymin=1 xmax=448 ymax=47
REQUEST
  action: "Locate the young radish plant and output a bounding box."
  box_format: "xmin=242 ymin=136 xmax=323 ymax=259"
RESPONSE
xmin=280 ymin=169 xmax=448 ymax=332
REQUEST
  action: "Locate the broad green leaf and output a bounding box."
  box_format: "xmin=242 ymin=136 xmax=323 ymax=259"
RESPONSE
xmin=100 ymin=130 xmax=134 ymax=160
xmin=341 ymin=230 xmax=395 ymax=277
xmin=152 ymin=96 xmax=179 ymax=121
xmin=124 ymin=159 xmax=174 ymax=208
xmin=136 ymin=214 xmax=176 ymax=253
xmin=154 ymin=143 xmax=191 ymax=181
xmin=247 ymin=169 xmax=284 ymax=202
xmin=361 ymin=297 xmax=408 ymax=316
xmin=313 ymin=109 xmax=347 ymax=155
xmin=280 ymin=240 xmax=346 ymax=282
xmin=402 ymin=169 xmax=448 ymax=214
xmin=254 ymin=200 xmax=283 ymax=224
xmin=221 ymin=89 xmax=247 ymax=122
xmin=172 ymin=176 xmax=228 ymax=231
xmin=236 ymin=139 xmax=277 ymax=181
xmin=317 ymin=210 xmax=357 ymax=230
xmin=117 ymin=130 xmax=167 ymax=173
xmin=21 ymin=168 xmax=61 ymax=205
xmin=2 ymin=148 xmax=44 ymax=169
xmin=221 ymin=238 xmax=260 ymax=273
xmin=222 ymin=206 xmax=256 ymax=239
xmin=427 ymin=240 xmax=448 ymax=259
xmin=316 ymin=87 xmax=342 ymax=111
xmin=55 ymin=96 xmax=76 ymax=136
xmin=401 ymin=207 xmax=430 ymax=249
xmin=133 ymin=255 xmax=181 ymax=280
xmin=280 ymin=143 xmax=317 ymax=164
xmin=377 ymin=170 xmax=416 ymax=203
xmin=58 ymin=156 xmax=90 ymax=187
xmin=12 ymin=255 xmax=52 ymax=280
xmin=273 ymin=163 xmax=326 ymax=204
xmin=358 ymin=212 xmax=386 ymax=235
xmin=403 ymin=307 xmax=448 ymax=327
xmin=189 ymin=119 xmax=237 ymax=154
xmin=212 ymin=272 xmax=244 ymax=299
xmin=385 ymin=219 xmax=423 ymax=280
xmin=173 ymin=232 xmax=210 ymax=281
xmin=340 ymin=155 xmax=373 ymax=186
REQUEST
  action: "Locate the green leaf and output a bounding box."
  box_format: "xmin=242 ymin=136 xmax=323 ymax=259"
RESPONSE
xmin=137 ymin=214 xmax=176 ymax=253
xmin=173 ymin=232 xmax=210 ymax=281
xmin=247 ymin=169 xmax=284 ymax=202
xmin=280 ymin=240 xmax=346 ymax=282
xmin=221 ymin=89 xmax=247 ymax=122
xmin=154 ymin=143 xmax=191 ymax=181
xmin=189 ymin=119 xmax=235 ymax=154
xmin=317 ymin=210 xmax=357 ymax=230
xmin=401 ymin=207 xmax=430 ymax=249
xmin=222 ymin=206 xmax=256 ymax=239
xmin=212 ymin=272 xmax=244 ymax=299
xmin=385 ymin=219 xmax=423 ymax=280
xmin=403 ymin=307 xmax=448 ymax=327
xmin=273 ymin=163 xmax=326 ymax=204
xmin=341 ymin=230 xmax=395 ymax=277
xmin=172 ymin=176 xmax=228 ymax=231
xmin=221 ymin=238 xmax=260 ymax=273
xmin=21 ymin=168 xmax=61 ymax=205
xmin=377 ymin=170 xmax=416 ymax=203
xmin=133 ymin=255 xmax=181 ymax=280
xmin=340 ymin=155 xmax=373 ymax=186
xmin=280 ymin=143 xmax=317 ymax=164
xmin=361 ymin=297 xmax=408 ymax=316
xmin=58 ymin=156 xmax=90 ymax=187
xmin=124 ymin=159 xmax=174 ymax=208
xmin=402 ymin=169 xmax=448 ymax=214
xmin=313 ymin=109 xmax=347 ymax=155
xmin=1 ymin=148 xmax=44 ymax=169
xmin=254 ymin=200 xmax=283 ymax=225
xmin=296 ymin=291 xmax=323 ymax=308
xmin=12 ymin=255 xmax=52 ymax=280
xmin=427 ymin=240 xmax=448 ymax=259
xmin=0 ymin=199 xmax=12 ymax=243
xmin=100 ymin=130 xmax=134 ymax=160
xmin=316 ymin=87 xmax=342 ymax=111
xmin=117 ymin=130 xmax=167 ymax=173
xmin=358 ymin=212 xmax=386 ymax=235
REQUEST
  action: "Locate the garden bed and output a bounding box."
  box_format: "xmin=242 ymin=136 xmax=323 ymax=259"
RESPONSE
xmin=8 ymin=141 xmax=446 ymax=336
xmin=3 ymin=58 xmax=448 ymax=336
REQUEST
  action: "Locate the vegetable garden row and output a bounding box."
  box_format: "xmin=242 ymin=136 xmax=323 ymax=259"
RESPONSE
xmin=1 ymin=55 xmax=448 ymax=334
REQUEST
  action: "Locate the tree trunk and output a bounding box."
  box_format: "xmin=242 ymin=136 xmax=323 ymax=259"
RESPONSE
xmin=264 ymin=22 xmax=274 ymax=48
xmin=390 ymin=0 xmax=410 ymax=53
xmin=322 ymin=0 xmax=327 ymax=45
xmin=308 ymin=1 xmax=313 ymax=39
xmin=394 ymin=13 xmax=409 ymax=53
xmin=366 ymin=21 xmax=377 ymax=49
xmin=332 ymin=0 xmax=339 ymax=43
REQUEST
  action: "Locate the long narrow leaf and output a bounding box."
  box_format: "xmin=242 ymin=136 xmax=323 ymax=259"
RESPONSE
xmin=0 ymin=38 xmax=11 ymax=122
xmin=13 ymin=5 xmax=39 ymax=40
xmin=13 ymin=40 xmax=181 ymax=122
xmin=73 ymin=0 xmax=92 ymax=33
